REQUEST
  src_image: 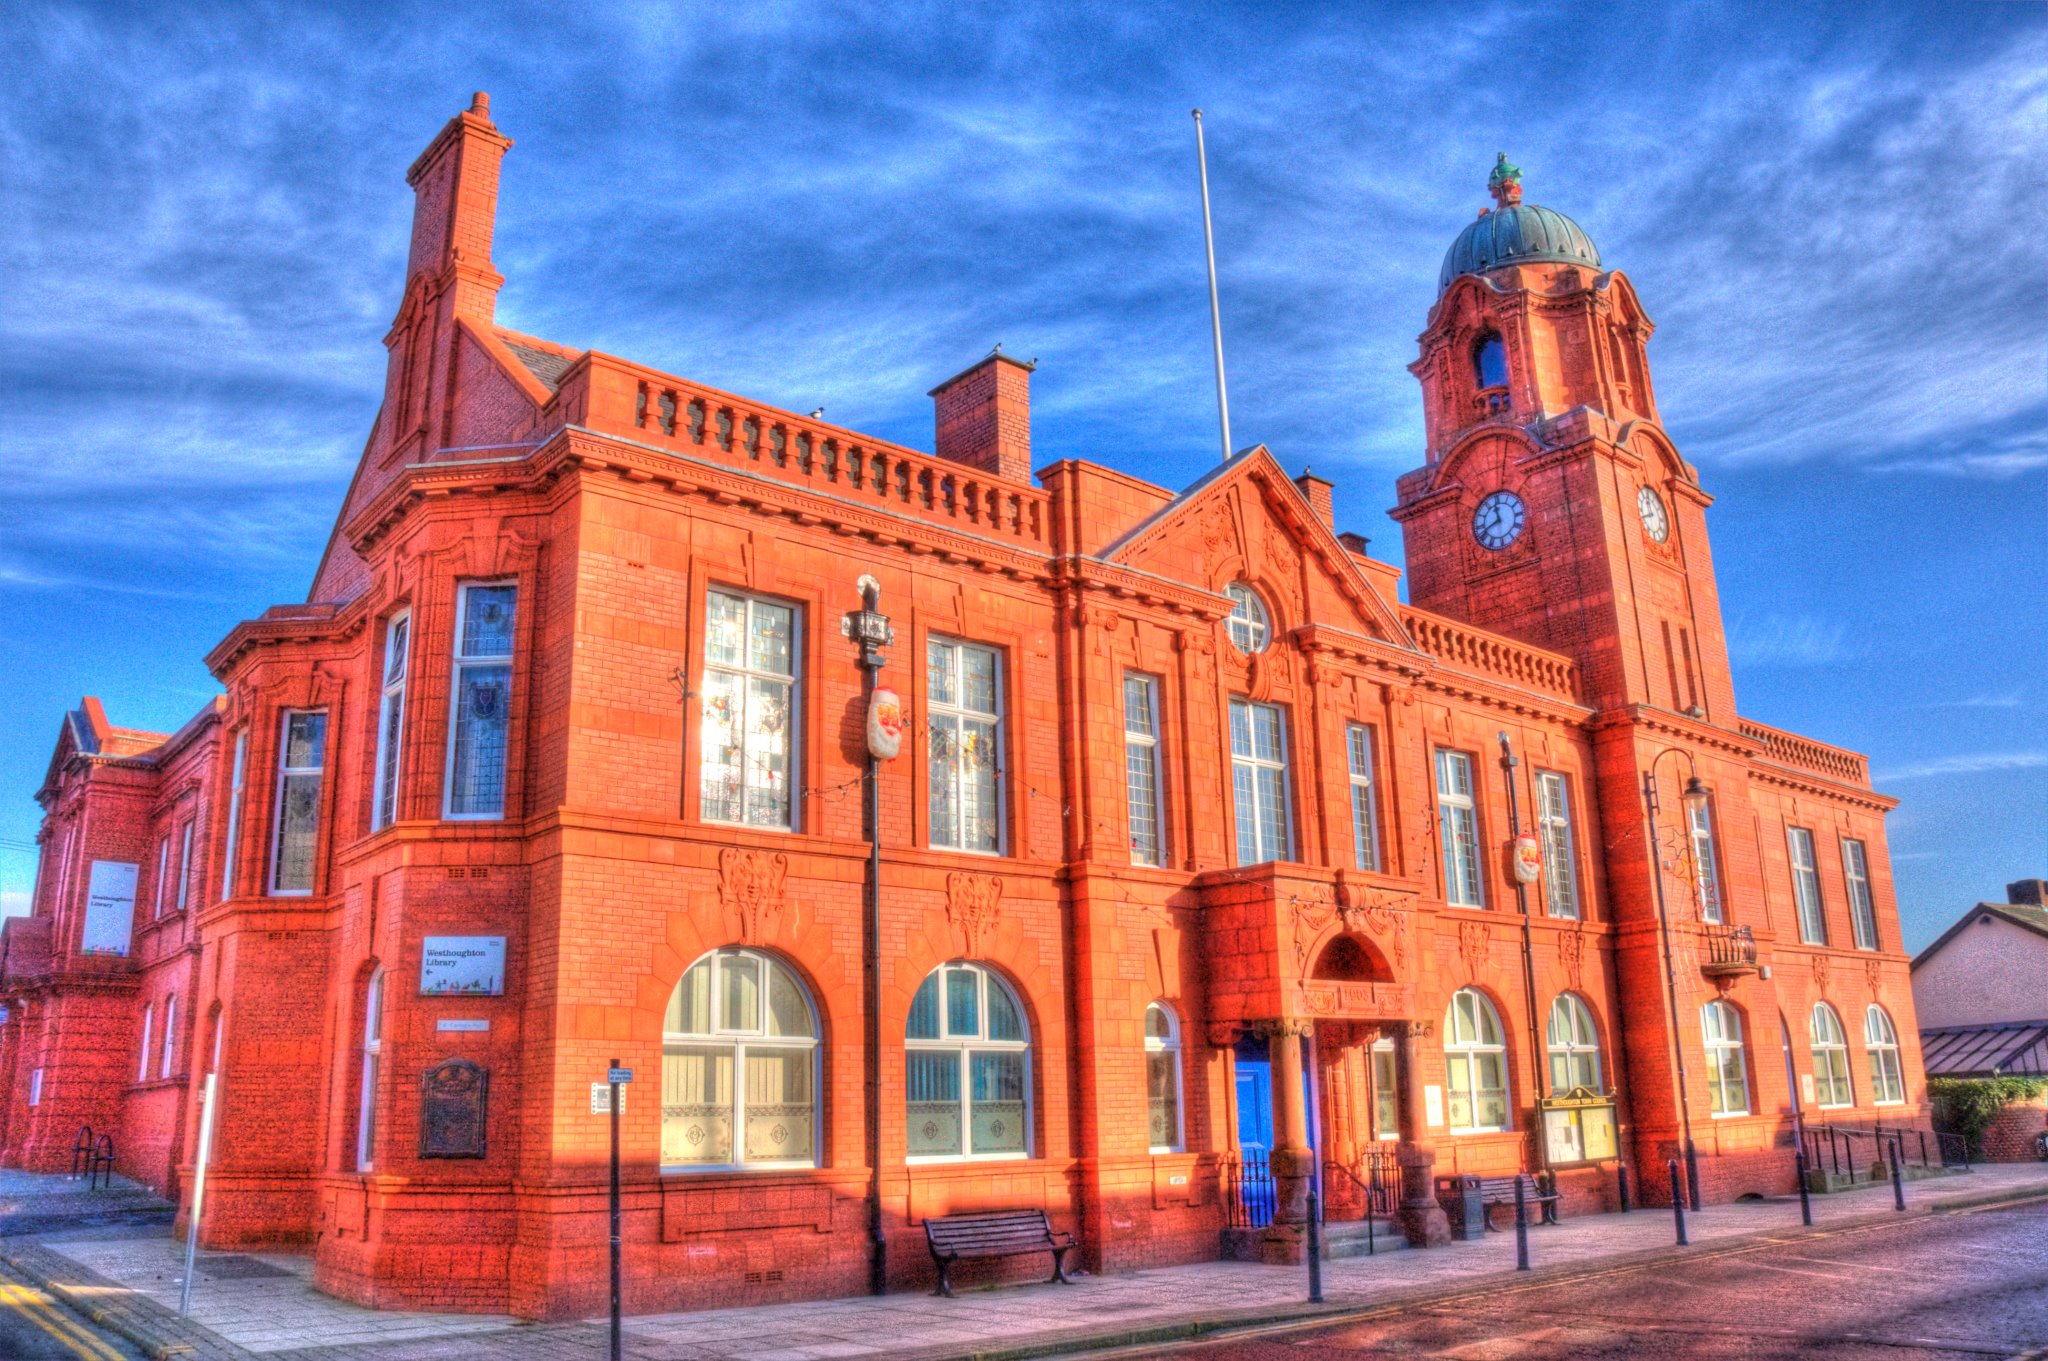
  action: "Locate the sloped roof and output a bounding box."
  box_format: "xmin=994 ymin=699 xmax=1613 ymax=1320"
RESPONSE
xmin=1913 ymin=899 xmax=2048 ymax=970
xmin=1919 ymin=1020 xmax=2048 ymax=1078
xmin=494 ymin=327 xmax=581 ymax=393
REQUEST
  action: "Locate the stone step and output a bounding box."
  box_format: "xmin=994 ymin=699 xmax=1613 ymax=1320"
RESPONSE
xmin=1321 ymin=1218 xmax=1409 ymax=1259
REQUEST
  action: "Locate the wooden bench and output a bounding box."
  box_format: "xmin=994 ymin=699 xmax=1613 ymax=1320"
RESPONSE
xmin=923 ymin=1208 xmax=1076 ymax=1297
xmin=1472 ymin=1173 xmax=1560 ymax=1230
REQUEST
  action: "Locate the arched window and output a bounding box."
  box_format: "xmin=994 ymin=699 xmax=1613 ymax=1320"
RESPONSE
xmin=1145 ymin=1003 xmax=1183 ymax=1154
xmin=907 ymin=962 xmax=1031 ymax=1160
xmin=1865 ymin=1005 xmax=1904 ymax=1105
xmin=1546 ymin=994 xmax=1601 ymax=1093
xmin=1224 ymin=583 xmax=1270 ymax=654
xmin=356 ymin=966 xmax=384 ymax=1172
xmin=662 ymin=949 xmax=819 ymax=1169
xmin=1474 ymin=334 xmax=1509 ymax=389
xmin=1702 ymin=1000 xmax=1749 ymax=1117
xmin=1809 ymin=1003 xmax=1853 ymax=1109
xmin=1443 ymin=989 xmax=1509 ymax=1133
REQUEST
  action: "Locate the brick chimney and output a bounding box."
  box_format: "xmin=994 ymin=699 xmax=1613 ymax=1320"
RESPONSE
xmin=1293 ymin=472 xmax=1335 ymax=529
xmin=405 ymin=91 xmax=513 ymax=323
xmin=2010 ymin=879 xmax=2048 ymax=908
xmin=930 ymin=350 xmax=1036 ymax=483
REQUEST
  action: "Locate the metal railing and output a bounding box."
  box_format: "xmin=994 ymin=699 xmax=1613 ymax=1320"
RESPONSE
xmin=1222 ymin=1150 xmax=1276 ymax=1229
xmin=1323 ymin=1148 xmax=1400 ymax=1219
xmin=1803 ymin=1122 xmax=1968 ymax=1182
xmin=69 ymin=1126 xmax=115 ymax=1189
xmin=1702 ymin=924 xmax=1758 ymax=971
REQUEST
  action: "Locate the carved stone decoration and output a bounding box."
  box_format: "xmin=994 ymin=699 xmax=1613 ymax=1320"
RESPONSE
xmin=946 ymin=872 xmax=1005 ymax=956
xmin=1333 ymin=883 xmax=1411 ymax=971
xmin=1458 ymin=920 xmax=1491 ymax=977
xmin=1289 ymin=893 xmax=1338 ymax=977
xmin=1864 ymin=956 xmax=1883 ymax=998
xmin=1199 ymin=494 xmax=1236 ymax=560
xmin=718 ymin=848 xmax=790 ymax=944
xmin=418 ymin=1059 xmax=489 ymax=1159
xmin=1811 ymin=952 xmax=1831 ymax=997
xmin=1556 ymin=927 xmax=1585 ymax=991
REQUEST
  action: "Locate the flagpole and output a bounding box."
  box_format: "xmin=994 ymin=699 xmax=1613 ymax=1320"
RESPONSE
xmin=1192 ymin=109 xmax=1233 ymax=463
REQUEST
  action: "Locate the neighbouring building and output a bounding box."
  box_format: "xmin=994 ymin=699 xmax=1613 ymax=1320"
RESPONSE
xmin=1913 ymin=880 xmax=2048 ymax=1160
xmin=0 ymin=104 xmax=1930 ymax=1317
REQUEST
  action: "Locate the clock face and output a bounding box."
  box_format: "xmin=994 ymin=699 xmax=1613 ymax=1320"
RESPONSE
xmin=1637 ymin=486 xmax=1670 ymax=543
xmin=1472 ymin=490 xmax=1526 ymax=551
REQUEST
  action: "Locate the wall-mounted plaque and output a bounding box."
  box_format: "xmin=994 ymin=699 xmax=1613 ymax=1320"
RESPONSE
xmin=81 ymin=861 xmax=139 ymax=957
xmin=419 ymin=1058 xmax=489 ymax=1159
xmin=420 ymin=936 xmax=505 ymax=996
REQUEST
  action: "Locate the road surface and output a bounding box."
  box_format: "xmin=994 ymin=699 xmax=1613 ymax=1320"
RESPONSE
xmin=0 ymin=1259 xmax=141 ymax=1359
xmin=1153 ymin=1199 xmax=2048 ymax=1359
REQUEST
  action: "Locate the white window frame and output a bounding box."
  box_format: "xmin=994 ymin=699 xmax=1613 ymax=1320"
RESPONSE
xmin=1444 ymin=988 xmax=1510 ymax=1133
xmin=1371 ymin=1037 xmax=1398 ymax=1141
xmin=1789 ymin=827 xmax=1827 ymax=945
xmin=1436 ymin=749 xmax=1484 ymax=908
xmin=154 ymin=839 xmax=170 ymax=920
xmin=220 ymin=731 xmax=247 ymax=902
xmin=905 ymin=962 xmax=1033 ymax=1163
xmin=372 ymin=612 xmax=411 ymax=831
xmin=1810 ymin=1002 xmax=1853 ymax=1109
xmin=1534 ymin=770 xmax=1579 ymax=920
xmin=1843 ymin=839 xmax=1878 ymax=951
xmin=1224 ymin=582 xmax=1270 ymax=653
xmin=1866 ymin=1005 xmax=1905 ymax=1106
xmin=660 ymin=948 xmax=821 ymax=1172
xmin=357 ymin=967 xmax=383 ymax=1172
xmin=1144 ymin=1002 xmax=1184 ymax=1154
xmin=1229 ymin=698 xmax=1293 ymax=866
xmin=268 ymin=710 xmax=327 ymax=897
xmin=1702 ymin=1000 xmax=1750 ymax=1117
xmin=698 ymin=590 xmax=802 ymax=831
xmin=444 ymin=581 xmax=518 ymax=821
xmin=177 ymin=821 xmax=195 ymax=912
xmin=160 ymin=992 xmax=176 ymax=1079
xmin=138 ymin=1004 xmax=154 ymax=1082
xmin=1123 ymin=673 xmax=1167 ymax=867
xmin=1546 ymin=993 xmax=1602 ymax=1093
xmin=29 ymin=1069 xmax=43 ymax=1107
xmin=926 ymin=638 xmax=1006 ymax=855
xmin=1347 ymin=724 xmax=1380 ymax=872
xmin=1687 ymin=795 xmax=1723 ymax=924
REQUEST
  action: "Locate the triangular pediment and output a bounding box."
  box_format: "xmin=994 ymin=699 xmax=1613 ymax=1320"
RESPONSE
xmin=1103 ymin=446 xmax=1413 ymax=649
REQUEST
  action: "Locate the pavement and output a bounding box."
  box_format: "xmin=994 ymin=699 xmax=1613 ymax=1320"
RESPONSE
xmin=2 ymin=1162 xmax=2046 ymax=1361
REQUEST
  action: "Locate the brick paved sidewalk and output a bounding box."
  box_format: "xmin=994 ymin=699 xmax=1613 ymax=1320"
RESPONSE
xmin=14 ymin=1163 xmax=2048 ymax=1361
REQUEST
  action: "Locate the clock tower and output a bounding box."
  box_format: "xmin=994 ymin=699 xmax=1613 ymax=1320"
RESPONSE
xmin=1392 ymin=155 xmax=1735 ymax=723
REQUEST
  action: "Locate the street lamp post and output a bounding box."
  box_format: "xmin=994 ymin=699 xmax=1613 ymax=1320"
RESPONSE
xmin=1496 ymin=735 xmax=1547 ymax=1122
xmin=1642 ymin=750 xmax=1710 ymax=1213
xmin=845 ymin=575 xmax=894 ymax=1295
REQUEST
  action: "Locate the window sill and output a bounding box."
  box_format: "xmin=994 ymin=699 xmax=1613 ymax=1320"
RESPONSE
xmin=1710 ymin=1110 xmax=1750 ymax=1120
xmin=660 ymin=1162 xmax=819 ymax=1176
xmin=907 ymin=1152 xmax=1032 ymax=1166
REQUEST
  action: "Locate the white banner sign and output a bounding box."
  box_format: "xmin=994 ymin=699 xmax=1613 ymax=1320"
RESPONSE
xmin=420 ymin=937 xmax=506 ymax=997
xmin=81 ymin=861 xmax=139 ymax=957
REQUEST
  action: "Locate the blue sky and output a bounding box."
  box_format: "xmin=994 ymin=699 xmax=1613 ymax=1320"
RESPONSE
xmin=1 ymin=2 xmax=2042 ymax=950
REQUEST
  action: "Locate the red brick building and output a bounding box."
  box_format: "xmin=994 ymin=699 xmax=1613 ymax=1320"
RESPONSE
xmin=1 ymin=107 xmax=1928 ymax=1316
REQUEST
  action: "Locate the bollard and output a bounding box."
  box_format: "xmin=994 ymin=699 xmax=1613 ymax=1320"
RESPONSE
xmin=1617 ymin=1162 xmax=1631 ymax=1214
xmin=1889 ymin=1141 xmax=1906 ymax=1212
xmin=1668 ymin=1160 xmax=1688 ymax=1246
xmin=1366 ymin=1192 xmax=1376 ymax=1256
xmin=1306 ymin=1192 xmax=1323 ymax=1303
xmin=1685 ymin=1141 xmax=1702 ymax=1213
xmin=1795 ymin=1148 xmax=1813 ymax=1226
xmin=1514 ymin=1177 xmax=1530 ymax=1271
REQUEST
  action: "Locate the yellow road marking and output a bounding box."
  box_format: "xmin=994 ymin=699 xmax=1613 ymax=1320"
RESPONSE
xmin=0 ymin=1277 xmax=127 ymax=1361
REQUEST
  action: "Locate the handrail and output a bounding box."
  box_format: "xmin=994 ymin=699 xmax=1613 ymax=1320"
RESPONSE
xmin=1702 ymin=924 xmax=1758 ymax=970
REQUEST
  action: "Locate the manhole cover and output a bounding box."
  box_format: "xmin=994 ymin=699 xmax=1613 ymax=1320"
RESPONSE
xmin=198 ymin=1254 xmax=293 ymax=1280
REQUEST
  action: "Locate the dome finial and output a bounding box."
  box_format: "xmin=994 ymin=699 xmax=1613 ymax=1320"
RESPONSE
xmin=1488 ymin=152 xmax=1523 ymax=208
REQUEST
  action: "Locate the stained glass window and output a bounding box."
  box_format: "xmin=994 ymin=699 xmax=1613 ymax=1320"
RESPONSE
xmin=928 ymin=639 xmax=1003 ymax=853
xmin=269 ymin=710 xmax=327 ymax=894
xmin=700 ymin=591 xmax=798 ymax=829
xmin=446 ymin=584 xmax=516 ymax=818
xmin=1145 ymin=1003 xmax=1182 ymax=1153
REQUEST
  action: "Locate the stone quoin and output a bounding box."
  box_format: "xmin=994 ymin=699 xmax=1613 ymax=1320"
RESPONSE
xmin=0 ymin=105 xmax=1925 ymax=1317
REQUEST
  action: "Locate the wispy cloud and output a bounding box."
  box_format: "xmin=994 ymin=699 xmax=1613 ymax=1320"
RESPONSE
xmin=1875 ymin=751 xmax=2048 ymax=782
xmin=1728 ymin=612 xmax=1855 ymax=668
xmin=1929 ymin=691 xmax=2025 ymax=710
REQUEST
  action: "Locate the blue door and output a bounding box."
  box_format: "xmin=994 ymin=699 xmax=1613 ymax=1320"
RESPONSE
xmin=1235 ymin=1055 xmax=1273 ymax=1154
